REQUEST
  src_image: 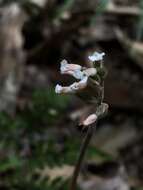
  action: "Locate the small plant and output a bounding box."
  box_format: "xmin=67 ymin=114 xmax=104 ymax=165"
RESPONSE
xmin=55 ymin=51 xmax=108 ymax=190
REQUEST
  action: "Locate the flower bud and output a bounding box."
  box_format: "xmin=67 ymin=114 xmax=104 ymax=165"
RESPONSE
xmin=82 ymin=114 xmax=97 ymax=126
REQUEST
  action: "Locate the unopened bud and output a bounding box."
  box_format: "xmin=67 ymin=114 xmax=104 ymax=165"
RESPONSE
xmin=83 ymin=114 xmax=97 ymax=126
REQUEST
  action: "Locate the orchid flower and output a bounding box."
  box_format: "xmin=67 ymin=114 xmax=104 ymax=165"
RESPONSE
xmin=55 ymin=52 xmax=107 ymax=126
xmin=55 ymin=60 xmax=97 ymax=94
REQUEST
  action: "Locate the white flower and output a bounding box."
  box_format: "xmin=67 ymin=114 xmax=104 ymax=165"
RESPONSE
xmin=88 ymin=52 xmax=105 ymax=62
xmin=60 ymin=60 xmax=84 ymax=80
xmin=55 ymin=59 xmax=97 ymax=94
xmin=55 ymin=76 xmax=88 ymax=94
xmin=60 ymin=59 xmax=83 ymax=79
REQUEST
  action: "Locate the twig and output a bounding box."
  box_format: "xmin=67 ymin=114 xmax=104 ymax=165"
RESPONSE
xmin=69 ymin=124 xmax=95 ymax=190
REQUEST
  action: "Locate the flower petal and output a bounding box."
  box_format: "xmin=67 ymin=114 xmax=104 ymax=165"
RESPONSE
xmin=88 ymin=52 xmax=105 ymax=62
xmin=60 ymin=60 xmax=81 ymax=73
xmin=60 ymin=60 xmax=84 ymax=79
xmin=55 ymin=84 xmax=74 ymax=94
xmin=55 ymin=84 xmax=63 ymax=94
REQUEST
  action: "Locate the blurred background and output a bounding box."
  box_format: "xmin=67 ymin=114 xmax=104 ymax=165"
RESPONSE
xmin=0 ymin=0 xmax=143 ymax=189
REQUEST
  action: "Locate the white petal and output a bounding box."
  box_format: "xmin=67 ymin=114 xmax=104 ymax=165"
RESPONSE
xmin=72 ymin=70 xmax=84 ymax=80
xmin=60 ymin=60 xmax=84 ymax=80
xmin=60 ymin=59 xmax=82 ymax=74
xmin=79 ymin=76 xmax=88 ymax=85
xmin=88 ymin=52 xmax=105 ymax=62
xmin=60 ymin=59 xmax=68 ymax=73
xmin=55 ymin=84 xmax=63 ymax=93
xmin=55 ymin=84 xmax=75 ymax=94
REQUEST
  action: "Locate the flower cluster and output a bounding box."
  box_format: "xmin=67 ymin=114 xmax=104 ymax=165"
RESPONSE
xmin=55 ymin=59 xmax=97 ymax=94
xmin=55 ymin=51 xmax=107 ymax=126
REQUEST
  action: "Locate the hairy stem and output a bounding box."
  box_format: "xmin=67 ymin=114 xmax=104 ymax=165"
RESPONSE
xmin=69 ymin=125 xmax=95 ymax=190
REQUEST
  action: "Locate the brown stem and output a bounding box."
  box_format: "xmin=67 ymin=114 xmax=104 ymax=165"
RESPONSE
xmin=69 ymin=125 xmax=95 ymax=190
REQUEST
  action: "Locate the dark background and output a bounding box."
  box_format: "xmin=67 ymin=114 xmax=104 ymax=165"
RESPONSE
xmin=0 ymin=0 xmax=142 ymax=189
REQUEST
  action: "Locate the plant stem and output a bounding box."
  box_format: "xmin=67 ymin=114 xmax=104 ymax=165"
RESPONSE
xmin=69 ymin=124 xmax=95 ymax=190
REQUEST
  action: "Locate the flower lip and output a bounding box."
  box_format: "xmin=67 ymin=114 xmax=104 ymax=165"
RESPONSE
xmin=55 ymin=84 xmax=74 ymax=94
xmin=60 ymin=59 xmax=82 ymax=73
xmin=55 ymin=84 xmax=63 ymax=94
xmin=88 ymin=52 xmax=105 ymax=62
